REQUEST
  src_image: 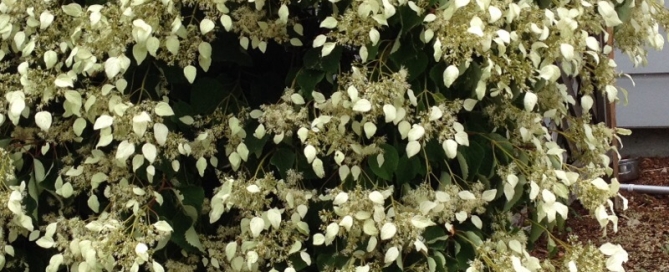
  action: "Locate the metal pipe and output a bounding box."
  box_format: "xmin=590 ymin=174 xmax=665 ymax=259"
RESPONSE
xmin=619 ymin=184 xmax=669 ymax=194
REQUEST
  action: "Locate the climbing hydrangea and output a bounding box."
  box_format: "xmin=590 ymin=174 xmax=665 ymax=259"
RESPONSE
xmin=0 ymin=0 xmax=666 ymax=271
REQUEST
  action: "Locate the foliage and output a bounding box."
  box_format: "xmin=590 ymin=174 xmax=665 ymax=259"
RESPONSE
xmin=0 ymin=0 xmax=667 ymax=271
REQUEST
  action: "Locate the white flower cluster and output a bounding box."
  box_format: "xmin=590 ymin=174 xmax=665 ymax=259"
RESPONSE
xmin=253 ymin=67 xmax=467 ymax=181
xmin=205 ymin=173 xmax=503 ymax=271
xmin=207 ymin=175 xmax=316 ymax=270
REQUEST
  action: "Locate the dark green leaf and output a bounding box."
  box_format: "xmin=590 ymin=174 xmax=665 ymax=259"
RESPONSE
xmin=429 ymin=62 xmax=447 ymax=92
xmin=270 ymin=148 xmax=296 ymax=177
xmin=472 ymin=137 xmax=494 ymax=178
xmin=461 ymin=61 xmax=484 ymax=95
xmin=316 ymin=253 xmax=335 ymax=271
xmin=156 ymin=62 xmax=189 ymax=85
xmin=401 ymin=251 xmax=427 ymax=268
xmin=285 ymin=67 xmax=301 ymax=86
xmin=454 ymin=239 xmax=476 ymax=269
xmin=389 ymin=39 xmax=421 ymax=70
xmin=368 ymin=144 xmax=399 ymax=180
xmin=169 ymin=211 xmax=199 ymax=252
xmin=155 ymin=190 xmax=178 ymax=217
xmin=535 ymin=0 xmax=551 ymax=9
xmin=395 ymin=155 xmax=417 ymax=184
xmin=488 ymin=133 xmax=515 ymax=165
xmin=190 ymin=77 xmax=229 ymax=114
xmin=320 ymin=46 xmax=344 ymax=74
xmin=414 ymin=155 xmax=427 ymax=177
xmin=529 ymin=218 xmax=545 ymax=243
xmin=303 ymin=47 xmax=343 ymax=74
xmin=424 ymin=226 xmax=448 ymax=244
xmin=333 ymin=255 xmax=350 ymax=269
xmin=399 ymin=5 xmax=424 ymax=35
xmin=0 ymin=138 xmax=10 ymax=148
xmin=244 ymin=133 xmax=270 ymax=158
xmin=173 ymin=100 xmax=195 ymax=117
xmin=296 ymin=69 xmax=325 ymax=92
xmin=476 ymin=174 xmax=491 ymax=188
xmin=289 ymin=252 xmax=310 ymax=270
xmin=556 ymin=212 xmax=566 ymax=230
xmin=180 ymin=186 xmax=205 ymax=215
xmin=429 ymin=240 xmax=448 ymax=251
xmin=424 ymin=139 xmax=445 ymax=164
xmin=303 ymin=49 xmax=321 ymax=70
xmin=157 ymin=157 xmax=178 ymax=179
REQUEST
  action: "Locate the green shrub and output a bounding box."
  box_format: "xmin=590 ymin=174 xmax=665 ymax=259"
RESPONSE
xmin=0 ymin=0 xmax=666 ymax=271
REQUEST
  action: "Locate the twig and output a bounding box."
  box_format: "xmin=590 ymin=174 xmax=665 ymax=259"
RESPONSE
xmin=641 ymin=167 xmax=668 ymax=173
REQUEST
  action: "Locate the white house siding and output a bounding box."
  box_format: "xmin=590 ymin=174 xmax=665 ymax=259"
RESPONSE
xmin=616 ymin=73 xmax=669 ymax=128
xmin=615 ymin=4 xmax=669 ymax=128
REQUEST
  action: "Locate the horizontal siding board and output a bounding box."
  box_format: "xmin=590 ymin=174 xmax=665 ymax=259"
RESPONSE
xmin=614 ymin=1 xmax=669 ymax=74
xmin=616 ymin=74 xmax=669 ymax=127
xmin=615 ymin=43 xmax=669 ymax=74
